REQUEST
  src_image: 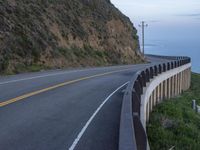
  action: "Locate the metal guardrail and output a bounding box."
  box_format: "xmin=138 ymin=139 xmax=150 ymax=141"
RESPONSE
xmin=119 ymin=55 xmax=191 ymax=150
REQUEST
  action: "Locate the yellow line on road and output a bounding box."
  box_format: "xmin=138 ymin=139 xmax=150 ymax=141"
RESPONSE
xmin=0 ymin=68 xmax=130 ymax=107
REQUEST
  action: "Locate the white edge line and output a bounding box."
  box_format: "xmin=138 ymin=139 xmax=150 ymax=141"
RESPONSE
xmin=0 ymin=66 xmax=131 ymax=85
xmin=0 ymin=70 xmax=87 ymax=85
xmin=68 ymin=81 xmax=129 ymax=150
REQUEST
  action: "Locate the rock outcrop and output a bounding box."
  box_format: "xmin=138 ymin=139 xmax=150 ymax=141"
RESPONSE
xmin=0 ymin=0 xmax=142 ymax=74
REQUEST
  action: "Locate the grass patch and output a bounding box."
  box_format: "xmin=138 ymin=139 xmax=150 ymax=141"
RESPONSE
xmin=13 ymin=64 xmax=47 ymax=74
xmin=147 ymin=73 xmax=200 ymax=150
xmin=57 ymin=45 xmax=109 ymax=66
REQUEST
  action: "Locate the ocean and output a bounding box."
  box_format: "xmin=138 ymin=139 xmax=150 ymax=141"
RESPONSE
xmin=136 ymin=21 xmax=200 ymax=73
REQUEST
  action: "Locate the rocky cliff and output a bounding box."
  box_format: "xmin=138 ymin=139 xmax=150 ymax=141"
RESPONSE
xmin=0 ymin=0 xmax=142 ymax=74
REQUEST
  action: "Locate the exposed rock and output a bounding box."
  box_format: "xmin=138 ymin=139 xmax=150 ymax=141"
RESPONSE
xmin=0 ymin=0 xmax=143 ymax=74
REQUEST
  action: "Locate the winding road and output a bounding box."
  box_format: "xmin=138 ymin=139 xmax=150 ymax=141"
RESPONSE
xmin=0 ymin=56 xmax=169 ymax=150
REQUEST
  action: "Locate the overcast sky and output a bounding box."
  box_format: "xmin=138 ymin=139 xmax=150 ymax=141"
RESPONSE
xmin=110 ymin=0 xmax=200 ymax=73
xmin=111 ymin=0 xmax=200 ymax=24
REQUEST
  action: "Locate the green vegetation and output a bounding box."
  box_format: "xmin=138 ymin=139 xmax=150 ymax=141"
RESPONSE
xmin=4 ymin=64 xmax=48 ymax=75
xmin=0 ymin=0 xmax=142 ymax=74
xmin=58 ymin=45 xmax=108 ymax=60
xmin=57 ymin=45 xmax=109 ymax=67
xmin=147 ymin=73 xmax=200 ymax=150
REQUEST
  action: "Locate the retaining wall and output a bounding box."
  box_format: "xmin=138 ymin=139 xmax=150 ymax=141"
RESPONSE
xmin=119 ymin=56 xmax=191 ymax=150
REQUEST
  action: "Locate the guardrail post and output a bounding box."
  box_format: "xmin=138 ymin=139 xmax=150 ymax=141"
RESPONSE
xmin=189 ymin=67 xmax=191 ymax=88
xmin=132 ymin=90 xmax=141 ymax=117
xmin=177 ymin=73 xmax=180 ymax=95
xmin=159 ymin=84 xmax=161 ymax=102
xmin=160 ymin=81 xmax=164 ymax=101
xmin=153 ymin=90 xmax=156 ymax=107
xmin=159 ymin=83 xmax=162 ymax=101
xmin=150 ymin=67 xmax=153 ymax=79
xmin=167 ymin=63 xmax=170 ymax=70
xmin=149 ymin=95 xmax=153 ymax=113
xmin=171 ymin=76 xmax=174 ymax=98
xmin=133 ymin=116 xmax=147 ymax=150
xmin=183 ymin=70 xmax=186 ymax=91
xmin=158 ymin=85 xmax=160 ymax=103
xmin=185 ymin=69 xmax=188 ymax=90
xmin=163 ymin=80 xmax=166 ymax=99
xmin=119 ymin=56 xmax=191 ymax=150
xmin=185 ymin=69 xmax=187 ymax=90
xmin=187 ymin=69 xmax=189 ymax=89
xmin=180 ymin=71 xmax=183 ymax=93
xmin=188 ymin=68 xmax=190 ymax=89
xmin=180 ymin=72 xmax=183 ymax=93
xmin=188 ymin=68 xmax=191 ymax=89
xmin=155 ymin=86 xmax=158 ymax=104
xmin=146 ymin=69 xmax=150 ymax=82
xmin=173 ymin=75 xmax=175 ymax=97
xmin=180 ymin=72 xmax=182 ymax=94
xmin=184 ymin=70 xmax=186 ymax=91
xmin=170 ymin=76 xmax=173 ymax=98
xmin=174 ymin=74 xmax=177 ymax=96
xmin=175 ymin=74 xmax=177 ymax=96
xmin=186 ymin=69 xmax=188 ymax=90
xmin=159 ymin=83 xmax=162 ymax=102
xmin=168 ymin=78 xmax=171 ymax=99
xmin=154 ymin=66 xmax=158 ymax=76
xmin=181 ymin=71 xmax=184 ymax=92
xmin=146 ymin=102 xmax=149 ymax=123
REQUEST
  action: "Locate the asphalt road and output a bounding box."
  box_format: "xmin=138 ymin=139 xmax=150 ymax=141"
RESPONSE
xmin=0 ymin=56 xmax=170 ymax=150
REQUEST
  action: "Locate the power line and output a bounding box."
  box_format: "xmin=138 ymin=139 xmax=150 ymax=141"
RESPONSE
xmin=139 ymin=21 xmax=148 ymax=56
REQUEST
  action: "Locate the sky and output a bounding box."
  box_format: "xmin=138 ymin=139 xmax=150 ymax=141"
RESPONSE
xmin=110 ymin=0 xmax=200 ymax=48
xmin=111 ymin=0 xmax=200 ymax=24
xmin=111 ymin=0 xmax=200 ymax=73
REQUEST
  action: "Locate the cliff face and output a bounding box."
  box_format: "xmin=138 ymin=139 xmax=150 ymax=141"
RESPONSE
xmin=0 ymin=0 xmax=142 ymax=74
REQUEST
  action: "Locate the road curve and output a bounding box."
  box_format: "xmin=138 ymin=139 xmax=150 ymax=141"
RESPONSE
xmin=0 ymin=57 xmax=169 ymax=150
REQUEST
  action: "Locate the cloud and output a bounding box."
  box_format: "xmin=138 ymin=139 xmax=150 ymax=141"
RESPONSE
xmin=111 ymin=0 xmax=200 ymax=23
xmin=175 ymin=13 xmax=200 ymax=17
xmin=194 ymin=17 xmax=200 ymax=20
xmin=174 ymin=13 xmax=200 ymax=21
xmin=148 ymin=20 xmax=161 ymax=23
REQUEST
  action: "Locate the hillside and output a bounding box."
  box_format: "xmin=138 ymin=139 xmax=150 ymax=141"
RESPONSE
xmin=0 ymin=0 xmax=143 ymax=74
xmin=147 ymin=73 xmax=200 ymax=150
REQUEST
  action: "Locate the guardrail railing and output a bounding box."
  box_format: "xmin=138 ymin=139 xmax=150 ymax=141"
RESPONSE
xmin=119 ymin=55 xmax=191 ymax=150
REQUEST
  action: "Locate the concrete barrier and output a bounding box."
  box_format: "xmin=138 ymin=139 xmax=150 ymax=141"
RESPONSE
xmin=119 ymin=55 xmax=191 ymax=150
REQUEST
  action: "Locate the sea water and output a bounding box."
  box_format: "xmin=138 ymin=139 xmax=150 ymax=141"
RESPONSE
xmin=137 ymin=21 xmax=200 ymax=73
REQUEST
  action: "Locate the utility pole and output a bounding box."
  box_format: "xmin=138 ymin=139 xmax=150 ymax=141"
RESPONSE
xmin=139 ymin=21 xmax=148 ymax=56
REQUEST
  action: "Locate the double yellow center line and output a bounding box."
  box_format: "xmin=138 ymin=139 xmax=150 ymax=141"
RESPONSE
xmin=0 ymin=68 xmax=130 ymax=107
